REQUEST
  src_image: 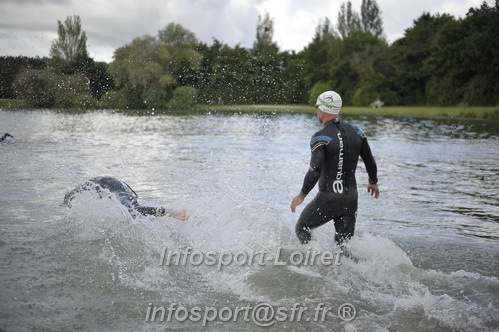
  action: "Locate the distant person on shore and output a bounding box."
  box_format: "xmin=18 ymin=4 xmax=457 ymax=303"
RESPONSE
xmin=0 ymin=133 xmax=13 ymax=142
xmin=370 ymin=100 xmax=384 ymax=109
xmin=62 ymin=176 xmax=188 ymax=220
xmin=291 ymin=91 xmax=379 ymax=246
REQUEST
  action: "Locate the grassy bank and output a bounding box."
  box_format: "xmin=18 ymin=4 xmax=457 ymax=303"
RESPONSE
xmin=195 ymin=104 xmax=499 ymax=120
xmin=2 ymin=99 xmax=498 ymax=120
xmin=0 ymin=99 xmax=24 ymax=107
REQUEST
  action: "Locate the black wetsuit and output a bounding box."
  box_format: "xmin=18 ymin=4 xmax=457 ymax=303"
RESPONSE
xmin=295 ymin=118 xmax=378 ymax=245
xmin=62 ymin=177 xmax=167 ymax=217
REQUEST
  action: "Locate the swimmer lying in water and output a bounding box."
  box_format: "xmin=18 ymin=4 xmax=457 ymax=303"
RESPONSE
xmin=62 ymin=177 xmax=188 ymax=220
xmin=0 ymin=133 xmax=14 ymax=142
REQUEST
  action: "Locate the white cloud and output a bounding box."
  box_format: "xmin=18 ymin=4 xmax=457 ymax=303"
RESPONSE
xmin=257 ymin=0 xmax=322 ymax=52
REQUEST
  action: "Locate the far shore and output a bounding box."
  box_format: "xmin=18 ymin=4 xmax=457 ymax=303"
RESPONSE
xmin=1 ymin=99 xmax=498 ymax=120
xmin=195 ymin=104 xmax=499 ymax=120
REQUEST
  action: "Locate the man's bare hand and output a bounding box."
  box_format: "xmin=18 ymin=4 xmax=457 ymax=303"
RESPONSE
xmin=290 ymin=192 xmax=306 ymax=212
xmin=166 ymin=208 xmax=189 ymax=220
xmin=367 ymin=184 xmax=380 ymax=199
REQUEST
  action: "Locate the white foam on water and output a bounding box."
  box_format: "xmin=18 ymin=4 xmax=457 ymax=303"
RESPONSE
xmin=69 ymin=190 xmax=497 ymax=329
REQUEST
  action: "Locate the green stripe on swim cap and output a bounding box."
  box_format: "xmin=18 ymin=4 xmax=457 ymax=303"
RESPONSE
xmin=316 ymin=91 xmax=342 ymax=114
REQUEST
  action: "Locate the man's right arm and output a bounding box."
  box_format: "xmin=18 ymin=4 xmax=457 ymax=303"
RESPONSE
xmin=291 ymin=136 xmax=328 ymax=212
xmin=300 ymin=135 xmax=329 ymax=195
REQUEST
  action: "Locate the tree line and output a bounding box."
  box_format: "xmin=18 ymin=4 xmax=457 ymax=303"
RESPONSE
xmin=0 ymin=0 xmax=497 ymax=110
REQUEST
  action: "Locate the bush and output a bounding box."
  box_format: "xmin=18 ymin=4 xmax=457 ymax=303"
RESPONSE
xmin=352 ymin=85 xmax=378 ymax=106
xmin=74 ymin=93 xmax=95 ymax=109
xmin=351 ymin=75 xmax=400 ymax=107
xmin=54 ymin=73 xmax=92 ymax=108
xmin=309 ymin=81 xmax=334 ymax=106
xmin=166 ymin=86 xmax=198 ymax=110
xmin=97 ymin=90 xmax=126 ymax=109
xmin=13 ymin=69 xmax=57 ymax=108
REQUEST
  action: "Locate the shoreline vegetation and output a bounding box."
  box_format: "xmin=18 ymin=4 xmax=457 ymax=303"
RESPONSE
xmin=195 ymin=104 xmax=499 ymax=120
xmin=1 ymin=99 xmax=498 ymax=120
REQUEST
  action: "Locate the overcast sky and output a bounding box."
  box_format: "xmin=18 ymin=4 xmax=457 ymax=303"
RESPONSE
xmin=0 ymin=0 xmax=494 ymax=63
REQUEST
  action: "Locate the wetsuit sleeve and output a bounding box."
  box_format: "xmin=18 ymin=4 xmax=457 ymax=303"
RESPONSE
xmin=135 ymin=205 xmax=166 ymax=217
xmin=61 ymin=186 xmax=82 ymax=207
xmin=359 ymin=137 xmax=378 ymax=183
xmin=300 ymin=136 xmax=329 ymax=195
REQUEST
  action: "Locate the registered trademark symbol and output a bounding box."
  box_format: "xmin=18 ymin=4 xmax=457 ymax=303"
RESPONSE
xmin=338 ymin=303 xmax=356 ymax=321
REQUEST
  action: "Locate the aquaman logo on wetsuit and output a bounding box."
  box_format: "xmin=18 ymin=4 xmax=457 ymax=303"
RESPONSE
xmin=333 ymin=131 xmax=344 ymax=194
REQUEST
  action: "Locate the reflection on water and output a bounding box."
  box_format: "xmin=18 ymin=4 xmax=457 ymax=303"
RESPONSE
xmin=0 ymin=109 xmax=498 ymax=331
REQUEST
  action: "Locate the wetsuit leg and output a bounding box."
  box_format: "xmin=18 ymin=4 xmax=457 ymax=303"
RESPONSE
xmin=333 ymin=213 xmax=356 ymax=245
xmin=295 ymin=194 xmax=334 ymax=244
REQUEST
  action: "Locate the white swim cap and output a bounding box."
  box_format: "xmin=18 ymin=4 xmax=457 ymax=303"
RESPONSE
xmin=315 ymin=91 xmax=342 ymax=114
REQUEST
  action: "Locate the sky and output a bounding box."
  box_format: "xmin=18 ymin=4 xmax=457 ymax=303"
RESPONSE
xmin=0 ymin=0 xmax=494 ymax=63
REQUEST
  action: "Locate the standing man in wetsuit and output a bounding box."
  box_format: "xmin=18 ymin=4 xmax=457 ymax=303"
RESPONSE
xmin=291 ymin=91 xmax=379 ymax=245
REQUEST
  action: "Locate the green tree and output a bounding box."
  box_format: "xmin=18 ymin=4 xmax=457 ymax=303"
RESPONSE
xmin=158 ymin=23 xmax=202 ymax=87
xmin=460 ymin=1 xmax=499 ymax=105
xmin=75 ymin=59 xmax=114 ymax=100
xmin=326 ymin=0 xmax=389 ymax=105
xmin=193 ymin=39 xmax=225 ymax=103
xmin=50 ymin=15 xmax=89 ymax=62
xmin=53 ymin=73 xmax=92 ymax=108
xmin=390 ymin=13 xmax=452 ymax=105
xmin=209 ymin=45 xmax=254 ymax=104
xmin=251 ymin=13 xmax=283 ymax=104
xmin=13 ymin=69 xmax=57 ymax=108
xmin=337 ymin=2 xmax=361 ymax=39
xmin=108 ymin=23 xmax=202 ymax=109
xmin=350 ymin=42 xmax=397 ymax=106
xmin=253 ymin=12 xmax=279 ymax=54
xmin=301 ymin=19 xmax=339 ymax=96
xmin=0 ymin=56 xmax=48 ymax=99
xmin=48 ymin=15 xmax=112 ymax=106
xmin=109 ymin=36 xmax=173 ymax=108
xmin=360 ymin=0 xmax=384 ymax=39
xmin=423 ymin=15 xmax=467 ymax=105
xmin=279 ymin=51 xmax=308 ymax=104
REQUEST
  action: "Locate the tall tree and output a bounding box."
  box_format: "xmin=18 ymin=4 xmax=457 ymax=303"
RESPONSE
xmin=301 ymin=18 xmax=339 ymax=89
xmin=251 ymin=12 xmax=281 ymax=103
xmin=337 ymin=2 xmax=361 ymax=39
xmin=50 ymin=15 xmax=89 ymax=62
xmin=253 ymin=12 xmax=278 ymax=54
xmin=360 ymin=0 xmax=384 ymax=39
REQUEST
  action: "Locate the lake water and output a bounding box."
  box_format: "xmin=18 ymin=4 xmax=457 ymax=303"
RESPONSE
xmin=0 ymin=109 xmax=498 ymax=331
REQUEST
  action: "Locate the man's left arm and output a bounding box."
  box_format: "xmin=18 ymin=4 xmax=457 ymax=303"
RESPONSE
xmin=359 ymin=132 xmax=380 ymax=199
